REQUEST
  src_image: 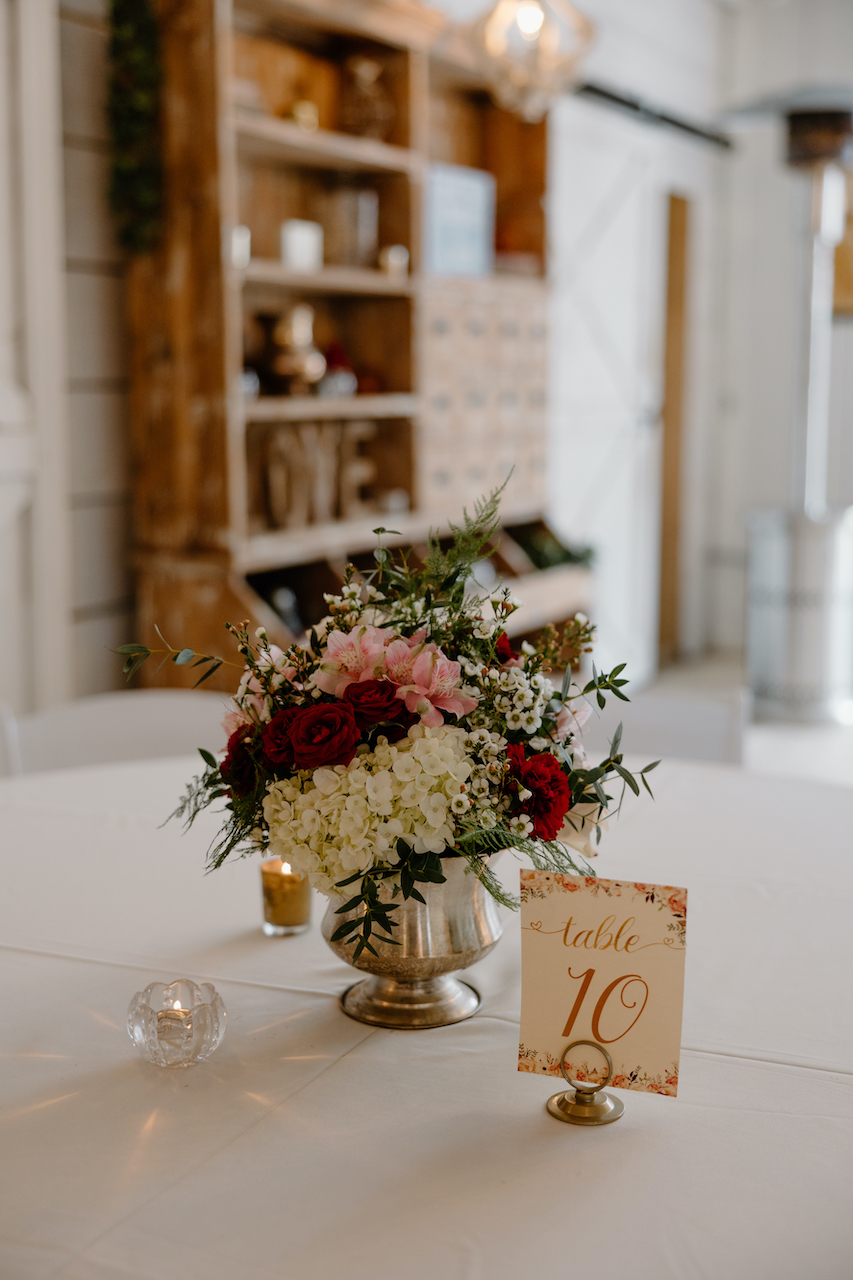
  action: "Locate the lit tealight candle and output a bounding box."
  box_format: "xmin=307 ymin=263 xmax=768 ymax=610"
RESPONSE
xmin=261 ymin=858 xmax=311 ymax=936
xmin=155 ymin=998 xmax=192 ymax=1052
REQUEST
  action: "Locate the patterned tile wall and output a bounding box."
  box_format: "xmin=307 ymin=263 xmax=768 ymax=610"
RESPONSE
xmin=419 ymin=276 xmax=548 ymax=520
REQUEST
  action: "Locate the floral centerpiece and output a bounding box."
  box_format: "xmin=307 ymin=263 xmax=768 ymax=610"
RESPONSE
xmin=120 ymin=490 xmax=655 ymax=1025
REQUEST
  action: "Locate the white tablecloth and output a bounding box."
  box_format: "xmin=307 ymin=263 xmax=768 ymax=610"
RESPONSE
xmin=1 ymin=756 xmax=851 ymax=1279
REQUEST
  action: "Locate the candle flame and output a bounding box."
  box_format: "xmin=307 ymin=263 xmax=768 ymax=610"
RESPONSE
xmin=173 ymin=1001 xmax=182 ymax=1010
xmin=280 ymin=862 xmax=292 ymax=875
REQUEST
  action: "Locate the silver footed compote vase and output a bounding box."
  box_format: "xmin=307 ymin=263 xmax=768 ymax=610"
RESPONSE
xmin=322 ymin=855 xmax=502 ymax=1029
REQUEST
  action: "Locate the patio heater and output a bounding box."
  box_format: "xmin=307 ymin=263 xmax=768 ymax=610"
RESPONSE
xmin=731 ymin=89 xmax=853 ymax=722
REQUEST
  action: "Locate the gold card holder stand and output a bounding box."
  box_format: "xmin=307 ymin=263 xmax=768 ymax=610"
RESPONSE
xmin=546 ymin=1040 xmax=625 ymax=1126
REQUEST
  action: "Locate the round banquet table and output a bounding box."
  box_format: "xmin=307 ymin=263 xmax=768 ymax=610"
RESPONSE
xmin=0 ymin=755 xmax=851 ymax=1280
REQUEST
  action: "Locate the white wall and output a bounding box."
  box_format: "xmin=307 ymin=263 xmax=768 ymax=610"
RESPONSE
xmin=555 ymin=2 xmax=730 ymax=685
xmin=432 ymin=0 xmax=731 ymax=685
xmin=712 ymin=0 xmax=853 ymax=650
xmin=1 ymin=0 xmax=127 ymax=712
xmin=0 ymin=0 xmax=32 ymax=714
xmin=60 ymin=1 xmax=132 ymax=696
xmin=547 ymin=98 xmax=726 ymax=685
xmin=0 ymin=0 xmax=75 ymax=713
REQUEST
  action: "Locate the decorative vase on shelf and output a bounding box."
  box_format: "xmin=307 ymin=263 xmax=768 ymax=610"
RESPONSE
xmin=339 ymin=57 xmax=395 ymax=141
xmin=321 ymin=855 xmax=503 ymax=1029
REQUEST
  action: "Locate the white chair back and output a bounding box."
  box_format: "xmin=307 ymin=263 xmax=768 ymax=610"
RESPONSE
xmin=580 ymin=687 xmax=751 ymax=765
xmin=0 ymin=689 xmax=230 ymax=776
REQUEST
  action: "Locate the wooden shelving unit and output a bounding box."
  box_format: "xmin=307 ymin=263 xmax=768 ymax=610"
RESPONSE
xmin=243 ymin=261 xmax=414 ymax=296
xmin=127 ymin=0 xmax=587 ymax=688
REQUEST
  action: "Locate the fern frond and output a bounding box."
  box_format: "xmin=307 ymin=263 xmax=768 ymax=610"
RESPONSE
xmin=168 ymin=765 xmax=262 ymax=873
xmin=423 ymin=478 xmax=509 ymax=585
xmin=456 ymin=848 xmax=520 ymax=911
xmin=455 ymin=823 xmax=596 ymax=879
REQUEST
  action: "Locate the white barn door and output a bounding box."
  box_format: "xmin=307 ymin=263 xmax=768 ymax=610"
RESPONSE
xmin=547 ymin=95 xmax=722 ymax=688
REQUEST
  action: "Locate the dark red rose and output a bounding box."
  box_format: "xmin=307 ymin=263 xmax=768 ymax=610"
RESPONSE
xmin=506 ymin=743 xmax=571 ymax=840
xmin=220 ymin=724 xmax=259 ymax=799
xmin=289 ymin=702 xmax=360 ymax=769
xmin=343 ymin=679 xmax=404 ymax=727
xmin=342 ymin=679 xmax=418 ymax=741
xmin=495 ymin=631 xmax=514 ymax=664
xmin=383 ymin=708 xmax=419 ymax=743
xmin=262 ymin=708 xmax=299 ymax=766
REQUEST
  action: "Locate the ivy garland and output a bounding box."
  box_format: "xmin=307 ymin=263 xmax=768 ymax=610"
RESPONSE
xmin=107 ymin=0 xmax=163 ymax=253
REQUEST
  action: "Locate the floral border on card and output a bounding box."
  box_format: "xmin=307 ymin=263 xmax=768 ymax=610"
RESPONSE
xmin=520 ymin=873 xmax=687 ymax=948
xmin=518 ymin=1044 xmax=679 ymax=1096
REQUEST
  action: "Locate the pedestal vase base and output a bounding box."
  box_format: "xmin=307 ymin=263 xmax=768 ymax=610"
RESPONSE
xmin=340 ymin=975 xmax=481 ymax=1029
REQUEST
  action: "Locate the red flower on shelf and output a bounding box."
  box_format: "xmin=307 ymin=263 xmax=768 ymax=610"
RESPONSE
xmin=506 ymin=743 xmax=571 ymax=840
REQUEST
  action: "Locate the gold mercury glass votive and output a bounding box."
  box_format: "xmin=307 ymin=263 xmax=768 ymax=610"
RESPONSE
xmin=261 ymin=858 xmax=311 ymax=936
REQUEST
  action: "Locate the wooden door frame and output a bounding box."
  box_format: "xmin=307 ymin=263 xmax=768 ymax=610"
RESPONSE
xmin=658 ymin=192 xmax=689 ymax=666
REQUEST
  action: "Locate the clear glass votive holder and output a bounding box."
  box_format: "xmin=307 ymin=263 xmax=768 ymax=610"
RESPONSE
xmin=127 ymin=979 xmax=227 ymax=1068
xmin=261 ymin=857 xmax=311 ymax=936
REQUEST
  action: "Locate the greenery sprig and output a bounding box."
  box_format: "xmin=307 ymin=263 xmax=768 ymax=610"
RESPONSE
xmin=329 ymin=843 xmax=449 ymax=960
xmin=114 ymin=623 xmax=236 ymax=686
xmin=107 ymin=0 xmax=163 ymax=253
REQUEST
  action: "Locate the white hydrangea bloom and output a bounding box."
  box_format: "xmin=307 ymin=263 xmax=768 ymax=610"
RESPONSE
xmin=263 ymin=724 xmax=484 ymax=894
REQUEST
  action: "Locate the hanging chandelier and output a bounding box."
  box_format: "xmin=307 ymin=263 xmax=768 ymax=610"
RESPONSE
xmin=468 ymin=0 xmax=594 ymax=123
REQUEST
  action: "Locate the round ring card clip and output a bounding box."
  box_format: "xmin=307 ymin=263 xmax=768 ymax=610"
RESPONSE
xmin=546 ymin=1039 xmax=625 ymax=1126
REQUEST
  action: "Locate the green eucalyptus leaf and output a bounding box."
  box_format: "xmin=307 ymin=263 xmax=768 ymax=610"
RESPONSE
xmin=609 ymin=722 xmax=623 ymax=757
xmin=193 ymin=661 xmax=222 ymax=688
xmin=334 ymin=894 xmax=366 ymax=915
xmin=335 ymin=870 xmax=366 ymax=888
xmin=331 ymin=919 xmax=362 ymax=941
xmin=613 ymin=762 xmax=640 ymax=796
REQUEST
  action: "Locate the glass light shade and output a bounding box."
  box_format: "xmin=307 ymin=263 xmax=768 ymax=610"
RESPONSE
xmin=468 ymin=0 xmax=594 ymax=122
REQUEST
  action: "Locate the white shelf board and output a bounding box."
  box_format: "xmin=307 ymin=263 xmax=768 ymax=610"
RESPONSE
xmin=233 ymin=108 xmax=420 ymax=174
xmin=502 ymin=565 xmax=592 ymax=636
xmin=243 ymin=393 xmax=419 ymax=423
xmin=243 ymin=260 xmax=413 ymax=296
xmin=236 ymin=512 xmax=440 ymax=573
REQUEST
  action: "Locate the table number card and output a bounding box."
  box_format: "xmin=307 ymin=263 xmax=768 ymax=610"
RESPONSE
xmin=519 ymin=872 xmax=687 ymax=1095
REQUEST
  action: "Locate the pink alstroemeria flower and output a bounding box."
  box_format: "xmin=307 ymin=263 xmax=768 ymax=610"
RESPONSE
xmin=222 ymin=671 xmax=271 ymax=736
xmin=312 ymin=626 xmax=394 ymax=697
xmin=395 ymin=649 xmax=478 ymax=727
xmin=222 ymin=706 xmax=246 ymax=738
xmin=383 ymin=637 xmax=436 ymax=687
xmin=553 ymin=698 xmax=592 ymax=743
